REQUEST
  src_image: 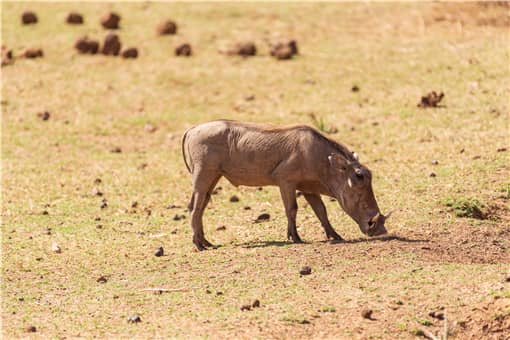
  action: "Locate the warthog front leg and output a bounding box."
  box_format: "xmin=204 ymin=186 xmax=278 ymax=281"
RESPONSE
xmin=278 ymin=182 xmax=302 ymax=243
xmin=303 ymin=193 xmax=343 ymax=241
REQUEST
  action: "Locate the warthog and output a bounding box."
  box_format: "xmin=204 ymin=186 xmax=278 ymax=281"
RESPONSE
xmin=182 ymin=120 xmax=390 ymax=250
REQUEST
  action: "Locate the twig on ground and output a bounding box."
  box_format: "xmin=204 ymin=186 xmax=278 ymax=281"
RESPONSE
xmin=140 ymin=287 xmax=199 ymax=293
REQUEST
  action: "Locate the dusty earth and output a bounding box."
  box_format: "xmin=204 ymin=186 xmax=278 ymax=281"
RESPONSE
xmin=2 ymin=2 xmax=509 ymax=339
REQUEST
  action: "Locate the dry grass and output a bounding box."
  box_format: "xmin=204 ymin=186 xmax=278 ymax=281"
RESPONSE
xmin=2 ymin=2 xmax=509 ymax=339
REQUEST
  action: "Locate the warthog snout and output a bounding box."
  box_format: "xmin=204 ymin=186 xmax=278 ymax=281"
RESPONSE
xmin=365 ymin=212 xmax=391 ymax=236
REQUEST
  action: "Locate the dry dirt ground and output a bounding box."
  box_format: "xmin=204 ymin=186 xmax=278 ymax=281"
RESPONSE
xmin=2 ymin=2 xmax=509 ymax=339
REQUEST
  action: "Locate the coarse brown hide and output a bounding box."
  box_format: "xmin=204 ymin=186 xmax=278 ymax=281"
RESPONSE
xmin=182 ymin=120 xmax=388 ymax=250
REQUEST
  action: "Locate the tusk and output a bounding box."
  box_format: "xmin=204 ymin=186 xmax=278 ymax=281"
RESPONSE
xmin=347 ymin=178 xmax=352 ymax=188
xmin=384 ymin=210 xmax=395 ymax=220
xmin=370 ymin=212 xmax=381 ymax=225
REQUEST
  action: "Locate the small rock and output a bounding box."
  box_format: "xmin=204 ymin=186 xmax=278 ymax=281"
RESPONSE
xmin=351 ymin=85 xmax=360 ymax=92
xmin=92 ymin=187 xmax=103 ymax=196
xmin=175 ymin=43 xmax=192 ymax=57
xmin=240 ymin=304 xmax=251 ymax=311
xmin=216 ymin=225 xmax=226 ymax=231
xmin=505 ymin=276 xmax=510 ymax=283
xmin=361 ymin=308 xmax=373 ymax=319
xmin=121 ymin=47 xmax=138 ymax=59
xmin=252 ymin=299 xmax=260 ymax=308
xmin=41 ymin=210 xmax=49 ymax=215
xmin=131 ymin=201 xmax=138 ymax=208
xmin=272 ymin=45 xmax=293 ymax=60
xmin=431 ymin=159 xmax=439 ymax=165
xmin=96 ymin=276 xmax=108 ymax=283
xmin=66 ymin=12 xmax=83 ymax=24
xmin=37 ymin=111 xmax=50 ymax=121
xmin=51 ymin=243 xmax=61 ymax=253
xmin=216 ymin=291 xmax=223 ymax=296
xmin=100 ymin=201 xmax=108 ymax=209
xmin=255 ymin=213 xmax=270 ymax=222
xmin=228 ymin=41 xmax=256 ymax=57
xmin=94 ymin=178 xmax=102 ymax=184
xmin=110 ymin=146 xmax=122 ymax=153
xmin=270 ymin=39 xmax=298 ymax=60
xmin=127 ymin=314 xmax=141 ymax=323
xmin=173 ymin=214 xmax=184 ymax=221
xmin=23 ymin=48 xmax=43 ymax=58
xmin=101 ymin=12 xmax=120 ymax=29
xmin=154 ymin=247 xmax=164 ymax=257
xmin=144 ymin=123 xmax=157 ymax=133
xmin=157 ymin=20 xmax=177 ymax=35
xmin=299 ymin=266 xmax=312 ymax=275
xmin=418 ymin=91 xmax=444 ymax=108
xmin=22 ymin=11 xmax=38 ymax=25
xmin=229 ymin=195 xmax=240 ymax=202
xmin=75 ymin=36 xmax=99 ymax=54
xmin=102 ymin=33 xmax=121 ymax=56
xmin=497 ymin=147 xmax=507 ymax=152
xmin=244 ymin=95 xmax=255 ymax=101
xmin=25 ymin=325 xmax=37 ymax=332
xmin=429 ymin=311 xmax=445 ymax=320
xmin=244 ymin=206 xmax=251 ymax=210
xmin=1 ymin=46 xmax=14 ymax=67
xmin=429 ymin=172 xmax=436 ymax=177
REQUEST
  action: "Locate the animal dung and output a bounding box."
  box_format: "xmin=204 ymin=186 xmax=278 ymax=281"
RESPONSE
xmin=121 ymin=47 xmax=138 ymax=59
xmin=23 ymin=48 xmax=43 ymax=58
xmin=75 ymin=36 xmax=99 ymax=54
xmin=223 ymin=41 xmax=257 ymax=57
xmin=21 ymin=11 xmax=38 ymax=25
xmin=96 ymin=276 xmax=108 ymax=283
xmin=361 ymin=308 xmax=373 ymax=319
xmin=175 ymin=43 xmax=192 ymax=57
xmin=157 ymin=20 xmax=178 ymax=35
xmin=270 ymin=39 xmax=298 ymax=60
xmin=255 ymin=213 xmax=270 ymax=222
xmin=229 ymin=195 xmax=240 ymax=202
xmin=37 ymin=111 xmax=50 ymax=121
xmin=1 ymin=46 xmax=14 ymax=67
xmin=101 ymin=33 xmax=121 ymax=56
xmin=66 ymin=12 xmax=83 ymax=24
xmin=299 ymin=266 xmax=312 ymax=275
xmin=25 ymin=325 xmax=37 ymax=333
xmin=101 ymin=12 xmax=120 ymax=29
xmin=418 ymin=91 xmax=444 ymax=108
xmin=154 ymin=246 xmax=164 ymax=257
xmin=240 ymin=304 xmax=252 ymax=311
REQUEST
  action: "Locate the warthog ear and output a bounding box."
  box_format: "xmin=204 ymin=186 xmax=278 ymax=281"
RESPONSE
xmin=328 ymin=153 xmax=348 ymax=170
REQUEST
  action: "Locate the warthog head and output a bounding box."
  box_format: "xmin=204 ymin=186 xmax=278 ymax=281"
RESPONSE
xmin=327 ymin=153 xmax=390 ymax=237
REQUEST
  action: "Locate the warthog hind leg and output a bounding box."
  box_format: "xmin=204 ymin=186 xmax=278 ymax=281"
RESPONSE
xmin=189 ymin=170 xmax=221 ymax=250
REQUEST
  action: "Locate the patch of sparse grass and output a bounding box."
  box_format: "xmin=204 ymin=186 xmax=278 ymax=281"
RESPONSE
xmin=417 ymin=318 xmax=433 ymax=326
xmin=500 ymin=183 xmax=510 ymax=199
xmin=441 ymin=196 xmax=487 ymax=219
xmin=321 ymin=306 xmax=336 ymax=313
xmin=308 ymin=113 xmax=338 ymax=134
